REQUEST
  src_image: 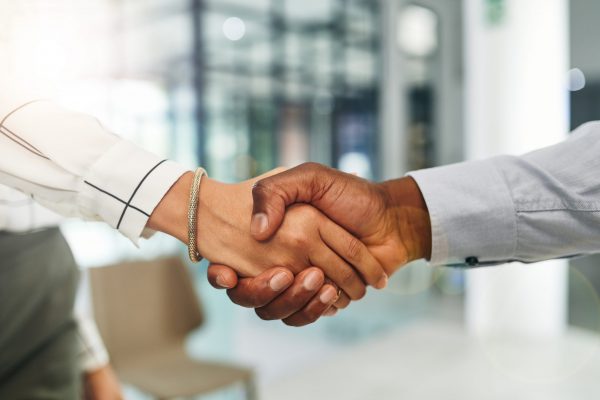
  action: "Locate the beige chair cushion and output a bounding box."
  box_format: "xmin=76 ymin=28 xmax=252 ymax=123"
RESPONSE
xmin=90 ymin=257 xmax=203 ymax=362
xmin=117 ymin=345 xmax=252 ymax=399
xmin=89 ymin=256 xmax=254 ymax=398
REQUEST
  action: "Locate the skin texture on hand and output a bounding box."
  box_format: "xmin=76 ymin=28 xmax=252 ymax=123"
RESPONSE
xmin=208 ymin=163 xmax=432 ymax=326
xmin=207 ymin=265 xmax=340 ymax=326
xmin=147 ymin=170 xmax=388 ymax=301
xmin=250 ymin=162 xmax=432 ymax=275
xmin=83 ymin=365 xmax=123 ymax=400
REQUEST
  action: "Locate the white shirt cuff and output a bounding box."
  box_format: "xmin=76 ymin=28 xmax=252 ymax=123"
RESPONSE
xmin=408 ymin=157 xmax=517 ymax=266
xmin=82 ymin=140 xmax=189 ymax=243
xmin=76 ymin=314 xmax=110 ymax=373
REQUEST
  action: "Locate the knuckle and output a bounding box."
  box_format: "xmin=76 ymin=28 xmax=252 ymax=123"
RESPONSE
xmin=285 ymin=229 xmax=310 ymax=249
xmin=242 ymin=284 xmax=269 ymax=308
xmin=281 ymin=260 xmax=302 ymax=275
xmin=303 ymin=205 xmax=321 ymax=219
xmin=339 ymin=268 xmax=358 ymax=288
xmin=345 ymin=237 xmax=363 ymax=261
xmin=271 ymin=166 xmax=287 ymax=174
xmin=295 ymin=235 xmax=310 ymax=249
xmin=251 ymin=180 xmax=271 ymax=195
xmin=301 ymin=161 xmax=320 ymax=172
xmin=289 ymin=203 xmax=319 ymax=220
xmin=253 ymin=181 xmax=286 ymax=216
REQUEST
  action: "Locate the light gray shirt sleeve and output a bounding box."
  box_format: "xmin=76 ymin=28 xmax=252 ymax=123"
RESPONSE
xmin=408 ymin=121 xmax=600 ymax=267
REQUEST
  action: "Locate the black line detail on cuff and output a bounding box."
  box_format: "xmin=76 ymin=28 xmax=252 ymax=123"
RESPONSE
xmin=116 ymin=159 xmax=167 ymax=229
xmin=84 ymin=181 xmax=150 ymax=218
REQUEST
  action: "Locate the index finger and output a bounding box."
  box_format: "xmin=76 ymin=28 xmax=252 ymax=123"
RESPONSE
xmin=223 ymin=266 xmax=294 ymax=308
xmin=319 ymin=218 xmax=388 ymax=289
xmin=207 ymin=264 xmax=239 ymax=289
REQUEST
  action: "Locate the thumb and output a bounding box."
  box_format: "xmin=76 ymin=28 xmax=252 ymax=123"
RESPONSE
xmin=250 ymin=179 xmax=288 ymax=241
xmin=250 ymin=163 xmax=325 ymax=241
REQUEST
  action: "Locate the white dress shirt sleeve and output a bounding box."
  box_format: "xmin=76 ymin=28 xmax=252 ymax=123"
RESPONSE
xmin=409 ymin=121 xmax=600 ymax=266
xmin=0 ymin=96 xmax=189 ymax=243
xmin=76 ymin=313 xmax=110 ymax=373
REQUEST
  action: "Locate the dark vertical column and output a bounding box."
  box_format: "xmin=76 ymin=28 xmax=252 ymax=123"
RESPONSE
xmin=370 ymin=0 xmax=382 ymax=179
xmin=269 ymin=0 xmax=285 ymax=166
xmin=191 ymin=0 xmax=206 ymax=165
xmin=330 ymin=0 xmax=347 ymax=168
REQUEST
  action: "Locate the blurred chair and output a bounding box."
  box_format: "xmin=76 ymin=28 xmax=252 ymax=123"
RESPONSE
xmin=89 ymin=256 xmax=256 ymax=400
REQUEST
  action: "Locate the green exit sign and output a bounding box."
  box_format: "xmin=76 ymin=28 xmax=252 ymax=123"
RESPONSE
xmin=486 ymin=0 xmax=505 ymax=26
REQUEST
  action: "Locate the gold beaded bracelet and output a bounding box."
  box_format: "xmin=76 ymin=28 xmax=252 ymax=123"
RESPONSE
xmin=188 ymin=167 xmax=207 ymax=263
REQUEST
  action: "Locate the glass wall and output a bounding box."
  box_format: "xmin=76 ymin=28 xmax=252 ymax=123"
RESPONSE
xmin=199 ymin=0 xmax=381 ymax=181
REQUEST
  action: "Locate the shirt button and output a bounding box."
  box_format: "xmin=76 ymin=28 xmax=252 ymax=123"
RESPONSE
xmin=465 ymin=256 xmax=479 ymax=266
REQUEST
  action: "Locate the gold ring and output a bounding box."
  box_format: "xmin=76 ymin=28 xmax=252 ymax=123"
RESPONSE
xmin=336 ymin=288 xmax=342 ymax=299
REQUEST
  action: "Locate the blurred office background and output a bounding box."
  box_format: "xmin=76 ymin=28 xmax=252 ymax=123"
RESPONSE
xmin=2 ymin=0 xmax=600 ymax=399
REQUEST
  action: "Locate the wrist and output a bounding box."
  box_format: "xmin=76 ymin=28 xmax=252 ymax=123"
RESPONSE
xmin=147 ymin=171 xmax=193 ymax=243
xmin=194 ymin=176 xmax=234 ymax=259
xmin=378 ymin=177 xmax=432 ymax=262
xmin=194 ymin=177 xmax=265 ymax=275
xmin=147 ymin=172 xmax=248 ymax=264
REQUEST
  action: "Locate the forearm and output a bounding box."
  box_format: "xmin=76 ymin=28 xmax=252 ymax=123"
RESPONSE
xmin=146 ymin=173 xmax=242 ymax=258
xmin=407 ymin=157 xmax=515 ymax=266
xmin=408 ymin=121 xmax=600 ymax=266
xmin=0 ymin=97 xmax=188 ymax=242
xmin=76 ymin=314 xmax=109 ymax=373
xmin=379 ymin=177 xmax=432 ymax=263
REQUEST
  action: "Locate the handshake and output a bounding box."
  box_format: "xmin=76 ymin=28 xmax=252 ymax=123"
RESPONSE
xmin=148 ymin=162 xmax=432 ymax=326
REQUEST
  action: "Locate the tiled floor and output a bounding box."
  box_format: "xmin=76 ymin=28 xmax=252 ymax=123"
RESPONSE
xmin=263 ymin=320 xmax=600 ymax=400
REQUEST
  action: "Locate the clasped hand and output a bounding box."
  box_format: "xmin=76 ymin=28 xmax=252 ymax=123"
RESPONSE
xmin=149 ymin=163 xmax=430 ymax=326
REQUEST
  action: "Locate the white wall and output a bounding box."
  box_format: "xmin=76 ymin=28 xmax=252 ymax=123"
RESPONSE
xmin=464 ymin=0 xmax=569 ymax=337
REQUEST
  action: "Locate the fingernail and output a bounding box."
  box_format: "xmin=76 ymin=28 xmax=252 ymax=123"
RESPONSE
xmin=375 ymin=275 xmax=388 ymax=289
xmin=319 ymin=287 xmax=337 ymax=304
xmin=324 ymin=308 xmax=337 ymax=316
xmin=251 ymin=213 xmax=268 ymax=236
xmin=216 ymin=274 xmax=230 ymax=288
xmin=303 ymin=270 xmax=322 ymax=291
xmin=269 ymin=272 xmax=292 ymax=291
